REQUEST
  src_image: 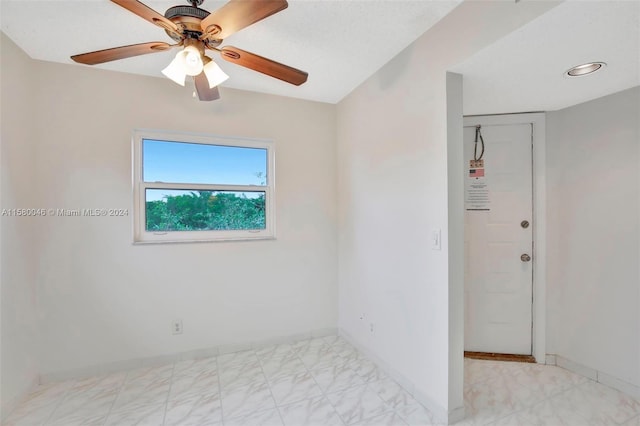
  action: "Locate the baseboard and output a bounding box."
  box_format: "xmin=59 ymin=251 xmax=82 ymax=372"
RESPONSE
xmin=40 ymin=327 xmax=338 ymax=384
xmin=597 ymin=370 xmax=640 ymax=400
xmin=1 ymin=375 xmax=39 ymax=422
xmin=339 ymin=328 xmax=458 ymax=425
xmin=546 ymin=354 xmax=640 ymax=399
xmin=544 ymin=354 xmax=557 ymax=366
xmin=555 ymin=355 xmax=598 ymax=381
xmin=447 ymin=405 xmax=466 ymax=424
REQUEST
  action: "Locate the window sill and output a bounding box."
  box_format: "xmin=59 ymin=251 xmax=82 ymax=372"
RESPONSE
xmin=133 ymin=235 xmax=276 ymax=245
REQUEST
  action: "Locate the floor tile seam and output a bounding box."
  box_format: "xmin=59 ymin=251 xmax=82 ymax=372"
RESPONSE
xmin=223 ymin=405 xmax=279 ymax=425
xmin=262 ymin=357 xmax=309 ymax=383
xmin=257 ymin=349 xmax=286 ymax=426
xmin=216 ymin=354 xmax=227 ymax=426
xmin=297 ymin=343 xmax=332 ymax=355
xmin=537 ymin=380 xmax=588 ymax=403
xmin=300 ymin=350 xmax=348 ymax=426
xmin=335 ymin=352 xmax=364 ymax=373
xmin=42 ymin=379 xmax=98 ymax=426
xmin=257 ymin=351 xmax=298 ymax=367
xmin=324 ymin=356 xmax=366 ymax=383
xmin=173 ymin=363 xmax=220 ymax=380
xmin=463 ymin=395 xmax=535 ymax=426
xmin=378 ymin=388 xmax=421 ymax=413
xmin=274 ymin=401 xmax=288 ymax=425
xmin=480 ymin=382 xmax=591 ymax=426
xmin=465 ymin=373 xmax=565 ymax=406
xmin=392 ymin=404 xmax=445 ymax=426
xmin=627 ymin=403 xmax=640 ymax=420
xmin=313 ymin=376 xmax=366 ymax=397
xmin=503 ymin=376 xmax=572 ymax=408
xmin=354 ymin=408 xmax=398 ymax=426
xmin=576 ymin=375 xmax=640 ymax=405
xmin=393 ymin=407 xmax=414 ymax=426
xmin=570 ymin=400 xmax=616 ymax=426
xmin=220 ymin=378 xmax=270 ymax=395
xmin=157 ymin=360 xmax=178 ymax=426
xmin=620 ymin=413 xmax=640 ymax=425
xmin=39 ymin=382 xmax=74 ymax=426
xmin=364 ymin=377 xmax=398 ymax=399
xmin=464 ymin=374 xmax=500 ymax=388
xmin=219 ymin=354 xmax=267 ymax=390
xmin=272 ymin=395 xmax=328 ymax=415
xmin=170 ymin=372 xmax=222 ymax=389
xmin=265 ymin=342 xmax=366 ymax=400
xmin=476 ymin=398 xmax=541 ymax=426
xmin=596 ymin=395 xmax=640 ymax=426
xmin=345 ymin=382 xmax=393 ymax=425
xmin=45 ymin=379 xmax=119 ymax=426
xmin=263 ymin=365 xmax=297 ymax=390
xmin=265 ymin=366 xmax=310 ymax=383
xmin=289 ymin=343 xmax=320 ymax=357
xmin=218 ymin=358 xmax=261 ymax=372
xmin=272 ymin=378 xmax=363 ymax=408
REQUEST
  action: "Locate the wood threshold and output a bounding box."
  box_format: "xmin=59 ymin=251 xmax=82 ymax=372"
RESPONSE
xmin=464 ymin=351 xmax=536 ymax=363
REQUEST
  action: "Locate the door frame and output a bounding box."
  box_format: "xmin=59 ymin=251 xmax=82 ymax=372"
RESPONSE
xmin=462 ymin=112 xmax=546 ymax=363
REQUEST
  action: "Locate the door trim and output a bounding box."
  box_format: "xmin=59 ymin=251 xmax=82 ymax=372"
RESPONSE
xmin=462 ymin=113 xmax=546 ymax=363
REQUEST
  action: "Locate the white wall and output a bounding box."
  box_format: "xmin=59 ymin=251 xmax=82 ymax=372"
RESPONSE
xmin=336 ymin=1 xmax=560 ymax=421
xmin=0 ymin=39 xmax=338 ymax=377
xmin=0 ymin=34 xmax=40 ymax=418
xmin=446 ymin=72 xmax=464 ymax=412
xmin=546 ymin=86 xmax=640 ymax=389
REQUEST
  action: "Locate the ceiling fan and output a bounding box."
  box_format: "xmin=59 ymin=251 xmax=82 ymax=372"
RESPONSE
xmin=71 ymin=0 xmax=308 ymax=101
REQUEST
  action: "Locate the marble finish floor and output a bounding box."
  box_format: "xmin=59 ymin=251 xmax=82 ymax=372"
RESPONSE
xmin=4 ymin=336 xmax=640 ymax=425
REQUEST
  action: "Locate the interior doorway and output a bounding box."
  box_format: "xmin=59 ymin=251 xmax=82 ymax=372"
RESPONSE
xmin=462 ymin=113 xmax=547 ymax=362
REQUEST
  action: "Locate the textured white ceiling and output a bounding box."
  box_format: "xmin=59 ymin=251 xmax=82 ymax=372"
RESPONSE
xmin=453 ymin=0 xmax=640 ymax=114
xmin=0 ymin=0 xmax=462 ymax=104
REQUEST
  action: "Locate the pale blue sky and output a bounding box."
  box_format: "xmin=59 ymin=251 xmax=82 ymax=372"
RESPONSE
xmin=143 ymin=139 xmax=267 ymax=201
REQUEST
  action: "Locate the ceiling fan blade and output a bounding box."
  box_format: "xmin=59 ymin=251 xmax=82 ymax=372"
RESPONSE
xmin=71 ymin=42 xmax=174 ymax=65
xmin=194 ymin=73 xmax=221 ymax=101
xmin=200 ymin=0 xmax=288 ymax=40
xmin=220 ymin=46 xmax=308 ymax=86
xmin=110 ymin=0 xmax=181 ymax=36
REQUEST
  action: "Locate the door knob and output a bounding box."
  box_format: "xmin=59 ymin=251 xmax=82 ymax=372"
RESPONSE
xmin=521 ymin=254 xmax=531 ymax=262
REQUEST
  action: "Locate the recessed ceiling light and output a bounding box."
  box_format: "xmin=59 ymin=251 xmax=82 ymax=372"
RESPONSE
xmin=566 ymin=62 xmax=607 ymax=77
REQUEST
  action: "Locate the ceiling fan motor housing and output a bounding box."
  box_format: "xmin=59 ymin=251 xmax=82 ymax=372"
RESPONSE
xmin=165 ymin=5 xmax=209 ymax=20
xmin=164 ymin=4 xmax=211 ymax=41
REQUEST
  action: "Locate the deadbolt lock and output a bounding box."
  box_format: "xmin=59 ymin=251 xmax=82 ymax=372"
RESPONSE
xmin=521 ymin=220 xmax=530 ymax=229
xmin=521 ymin=254 xmax=531 ymax=262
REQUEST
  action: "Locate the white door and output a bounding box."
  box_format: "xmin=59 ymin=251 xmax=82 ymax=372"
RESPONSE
xmin=464 ymin=122 xmax=533 ymax=355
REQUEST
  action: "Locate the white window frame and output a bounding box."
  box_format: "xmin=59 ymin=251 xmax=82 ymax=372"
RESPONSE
xmin=132 ymin=129 xmax=275 ymax=244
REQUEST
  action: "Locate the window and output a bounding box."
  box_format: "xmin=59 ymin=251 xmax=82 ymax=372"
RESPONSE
xmin=133 ymin=130 xmax=275 ymax=243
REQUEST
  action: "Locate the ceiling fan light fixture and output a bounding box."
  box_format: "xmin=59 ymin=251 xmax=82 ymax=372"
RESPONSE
xmin=70 ymin=0 xmax=308 ymax=102
xmin=203 ymin=59 xmax=229 ymax=88
xmin=182 ymin=45 xmax=204 ymax=76
xmin=162 ymin=54 xmax=187 ymax=86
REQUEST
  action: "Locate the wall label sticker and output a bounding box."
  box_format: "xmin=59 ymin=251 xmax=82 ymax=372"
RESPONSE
xmin=466 ymin=159 xmax=490 ymax=211
xmin=470 ymin=159 xmax=484 ymax=168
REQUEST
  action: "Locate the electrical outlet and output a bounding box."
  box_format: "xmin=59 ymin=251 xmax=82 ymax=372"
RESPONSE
xmin=172 ymin=319 xmax=183 ymax=335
